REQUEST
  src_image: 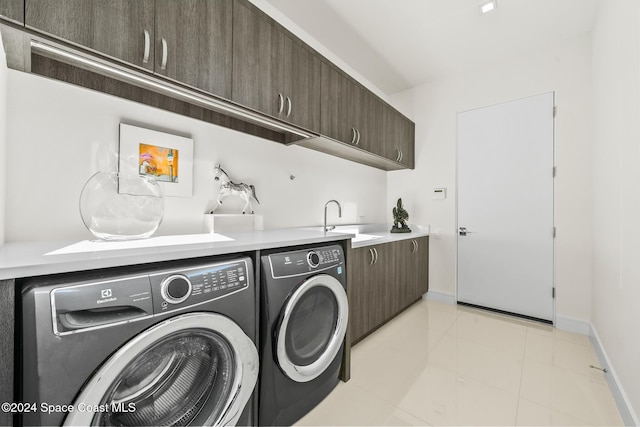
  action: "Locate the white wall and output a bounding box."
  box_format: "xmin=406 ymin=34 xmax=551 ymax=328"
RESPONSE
xmin=0 ymin=31 xmax=7 ymax=245
xmin=4 ymin=71 xmax=387 ymax=242
xmin=591 ymin=0 xmax=640 ymax=422
xmin=387 ymin=34 xmax=594 ymax=324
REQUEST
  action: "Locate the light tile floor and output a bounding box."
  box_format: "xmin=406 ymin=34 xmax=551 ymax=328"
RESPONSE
xmin=297 ymin=300 xmax=623 ymax=426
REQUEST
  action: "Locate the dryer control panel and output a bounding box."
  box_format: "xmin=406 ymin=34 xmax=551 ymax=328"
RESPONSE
xmin=150 ymin=259 xmax=250 ymax=313
xmin=268 ymin=245 xmax=344 ymax=279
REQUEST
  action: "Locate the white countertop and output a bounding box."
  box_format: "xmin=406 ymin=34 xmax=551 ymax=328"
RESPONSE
xmin=304 ymin=224 xmax=430 ymax=249
xmin=0 ymin=224 xmax=430 ymax=280
xmin=0 ymin=229 xmax=355 ymax=280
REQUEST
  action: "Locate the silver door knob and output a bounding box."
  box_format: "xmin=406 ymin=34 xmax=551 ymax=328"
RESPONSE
xmin=459 ymin=227 xmax=475 ymax=236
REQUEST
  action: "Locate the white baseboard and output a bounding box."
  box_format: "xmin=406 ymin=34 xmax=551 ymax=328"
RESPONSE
xmin=423 ymin=290 xmax=456 ymax=305
xmin=555 ymin=315 xmax=591 ymax=335
xmin=590 ymin=325 xmax=639 ymax=426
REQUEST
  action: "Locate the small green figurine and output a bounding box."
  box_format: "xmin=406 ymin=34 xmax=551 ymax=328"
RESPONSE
xmin=391 ymin=198 xmax=411 ymax=233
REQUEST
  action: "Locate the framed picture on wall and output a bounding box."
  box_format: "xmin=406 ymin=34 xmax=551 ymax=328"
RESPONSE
xmin=119 ymin=124 xmax=194 ymax=197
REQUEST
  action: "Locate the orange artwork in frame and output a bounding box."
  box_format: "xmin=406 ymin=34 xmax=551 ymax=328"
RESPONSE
xmin=139 ymin=143 xmax=179 ymax=183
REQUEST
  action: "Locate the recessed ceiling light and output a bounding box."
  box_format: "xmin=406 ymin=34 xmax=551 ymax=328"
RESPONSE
xmin=480 ymin=0 xmax=497 ymax=14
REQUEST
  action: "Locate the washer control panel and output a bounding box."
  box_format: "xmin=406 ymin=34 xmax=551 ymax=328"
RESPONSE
xmin=150 ymin=259 xmax=250 ymax=313
xmin=269 ymin=245 xmax=344 ymax=278
xmin=47 ymin=257 xmax=252 ymax=335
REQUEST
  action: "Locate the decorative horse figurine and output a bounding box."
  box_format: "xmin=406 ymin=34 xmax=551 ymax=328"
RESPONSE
xmin=210 ymin=164 xmax=260 ymax=214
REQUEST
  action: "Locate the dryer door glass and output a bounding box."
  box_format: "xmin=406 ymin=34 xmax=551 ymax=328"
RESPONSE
xmin=285 ymin=286 xmax=338 ymax=365
xmin=97 ymin=330 xmax=234 ymax=426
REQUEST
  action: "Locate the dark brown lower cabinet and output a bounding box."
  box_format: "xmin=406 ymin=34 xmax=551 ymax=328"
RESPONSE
xmin=348 ymin=245 xmax=377 ymax=342
xmin=397 ymin=237 xmax=429 ymax=312
xmin=348 ymin=236 xmax=429 ymax=344
xmin=0 ymin=280 xmax=14 ymax=427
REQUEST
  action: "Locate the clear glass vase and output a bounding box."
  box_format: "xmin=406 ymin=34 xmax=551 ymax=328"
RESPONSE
xmin=79 ymin=171 xmax=164 ymax=240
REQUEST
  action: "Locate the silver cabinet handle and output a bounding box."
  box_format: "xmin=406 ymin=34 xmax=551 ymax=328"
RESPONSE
xmin=286 ymin=96 xmax=292 ymax=117
xmin=350 ymin=128 xmax=357 ymax=144
xmin=373 ymin=247 xmax=379 ymax=264
xmin=395 ymin=148 xmax=401 ymax=162
xmin=160 ymin=38 xmax=168 ymax=70
xmin=369 ymin=248 xmax=375 ymax=265
xmin=399 ymin=150 xmax=404 ymax=162
xmin=355 ymin=129 xmax=361 ymax=145
xmin=278 ymin=93 xmax=284 ymax=114
xmin=143 ymin=30 xmax=150 ymax=64
xmin=411 ymin=240 xmax=417 ymax=253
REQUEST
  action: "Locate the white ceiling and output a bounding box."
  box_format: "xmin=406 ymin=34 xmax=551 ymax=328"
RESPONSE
xmin=265 ymin=0 xmax=598 ymax=95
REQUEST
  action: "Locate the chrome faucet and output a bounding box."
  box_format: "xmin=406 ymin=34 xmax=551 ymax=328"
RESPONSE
xmin=324 ymin=200 xmax=342 ymax=232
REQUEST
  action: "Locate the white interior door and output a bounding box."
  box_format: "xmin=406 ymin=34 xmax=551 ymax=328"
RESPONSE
xmin=457 ymin=92 xmax=554 ymax=321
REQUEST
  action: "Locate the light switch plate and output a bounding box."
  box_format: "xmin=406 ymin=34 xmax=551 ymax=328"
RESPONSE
xmin=433 ymin=188 xmax=446 ymax=200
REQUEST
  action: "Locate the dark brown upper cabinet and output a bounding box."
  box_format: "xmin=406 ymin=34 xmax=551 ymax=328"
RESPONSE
xmin=320 ymin=63 xmax=415 ymax=168
xmin=232 ymin=0 xmax=320 ymax=132
xmin=282 ymin=35 xmax=321 ymax=132
xmin=381 ymin=103 xmax=415 ymax=168
xmin=154 ymin=0 xmax=233 ymax=99
xmin=25 ymin=0 xmax=233 ymax=98
xmin=20 ymin=0 xmax=414 ymax=170
xmin=0 ymin=0 xmax=24 ymax=24
xmin=359 ymin=89 xmax=383 ymax=156
xmin=25 ymin=0 xmax=155 ymax=70
xmin=321 ymin=63 xmax=382 ymax=154
xmin=320 ymin=62 xmax=362 ymax=146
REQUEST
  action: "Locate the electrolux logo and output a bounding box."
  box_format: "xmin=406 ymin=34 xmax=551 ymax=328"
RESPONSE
xmin=97 ymin=288 xmax=117 ymax=304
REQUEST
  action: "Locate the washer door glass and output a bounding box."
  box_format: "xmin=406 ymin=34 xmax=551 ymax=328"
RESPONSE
xmin=98 ymin=330 xmax=233 ymax=426
xmin=276 ymin=274 xmax=348 ymax=382
xmin=63 ymin=313 xmax=259 ymax=427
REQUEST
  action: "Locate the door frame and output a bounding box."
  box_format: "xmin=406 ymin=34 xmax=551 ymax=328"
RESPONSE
xmin=454 ymin=92 xmax=556 ymax=324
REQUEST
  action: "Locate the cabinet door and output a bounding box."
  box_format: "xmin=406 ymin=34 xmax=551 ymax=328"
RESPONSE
xmin=397 ymin=115 xmax=416 ymax=168
xmin=0 ymin=0 xmax=23 ymax=24
xmin=371 ymin=243 xmax=395 ymax=329
xmin=392 ymin=240 xmax=411 ymax=313
xmin=25 ymin=0 xmax=155 ymax=70
xmin=381 ymin=104 xmax=415 ymax=168
xmin=357 ymin=88 xmax=382 ymax=155
xmin=155 ymin=0 xmax=232 ymax=99
xmin=320 ymin=63 xmax=362 ymax=146
xmin=413 ymin=237 xmax=429 ymax=298
xmin=402 ymin=237 xmax=429 ymax=308
xmin=348 ymin=245 xmax=375 ymax=343
xmin=282 ymin=35 xmax=321 ymax=131
xmin=232 ymin=0 xmax=283 ymax=118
